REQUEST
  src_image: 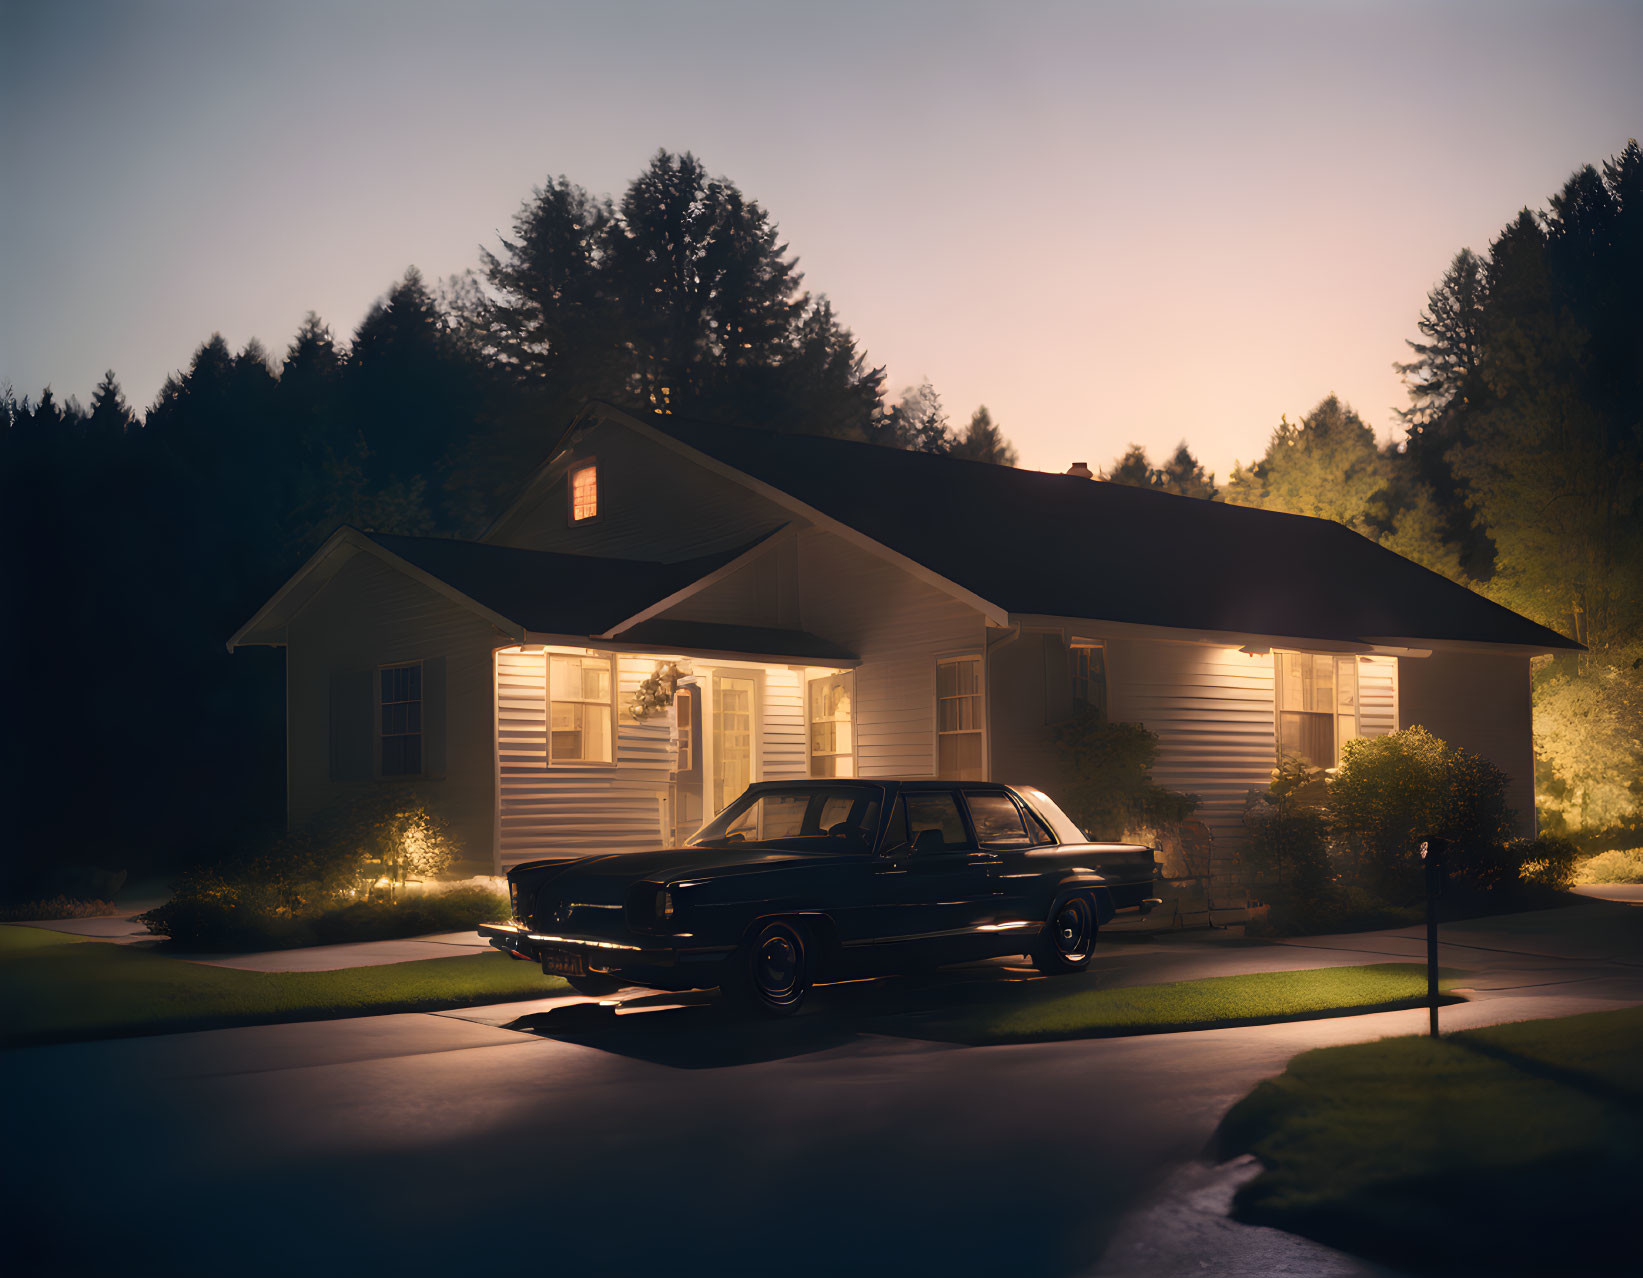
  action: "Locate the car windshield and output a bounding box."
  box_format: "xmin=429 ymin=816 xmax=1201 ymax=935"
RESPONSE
xmin=687 ymin=785 xmax=884 ymax=852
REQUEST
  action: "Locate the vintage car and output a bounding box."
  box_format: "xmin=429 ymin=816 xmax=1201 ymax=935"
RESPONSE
xmin=479 ymin=779 xmax=1162 ymax=1015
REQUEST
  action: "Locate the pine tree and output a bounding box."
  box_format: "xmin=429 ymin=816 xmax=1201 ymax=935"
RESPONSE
xmin=84 ymin=371 xmax=136 ymax=446
xmin=949 ymin=406 xmax=1019 ymax=466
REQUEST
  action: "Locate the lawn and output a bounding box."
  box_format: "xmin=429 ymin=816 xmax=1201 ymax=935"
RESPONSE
xmin=0 ymin=925 xmax=566 ymax=1049
xmin=942 ymin=963 xmax=1462 ymax=1044
xmin=1216 ymin=1005 xmax=1643 ymax=1275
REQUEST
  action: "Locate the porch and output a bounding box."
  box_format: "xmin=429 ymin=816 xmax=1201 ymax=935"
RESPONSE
xmin=493 ymin=639 xmax=857 ymax=869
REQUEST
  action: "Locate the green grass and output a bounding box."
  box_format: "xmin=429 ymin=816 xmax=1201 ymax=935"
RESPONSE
xmin=0 ymin=925 xmax=566 ymax=1049
xmin=946 ymin=963 xmax=1462 ymax=1044
xmin=1216 ymin=1005 xmax=1643 ymax=1274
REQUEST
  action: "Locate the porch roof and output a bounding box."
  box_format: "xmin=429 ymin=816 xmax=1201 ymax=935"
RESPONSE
xmin=611 ymin=619 xmax=857 ymax=665
xmin=637 ymin=413 xmax=1582 ymax=653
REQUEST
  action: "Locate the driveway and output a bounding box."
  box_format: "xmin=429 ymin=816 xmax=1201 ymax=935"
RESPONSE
xmin=4 ymin=898 xmax=1639 ymax=1278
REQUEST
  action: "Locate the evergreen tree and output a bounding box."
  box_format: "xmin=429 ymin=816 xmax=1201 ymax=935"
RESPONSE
xmin=869 ymin=382 xmax=952 ymax=453
xmin=84 ymin=370 xmax=136 ymax=446
xmin=1102 ymin=441 xmax=1215 ymax=498
xmin=949 ymin=406 xmax=1019 ymax=466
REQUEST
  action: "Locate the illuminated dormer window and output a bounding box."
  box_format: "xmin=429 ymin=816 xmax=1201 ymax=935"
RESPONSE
xmin=569 ymin=461 xmax=598 ymax=523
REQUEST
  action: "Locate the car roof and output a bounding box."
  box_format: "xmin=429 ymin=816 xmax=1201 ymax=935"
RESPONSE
xmin=742 ymin=779 xmax=1014 ymax=792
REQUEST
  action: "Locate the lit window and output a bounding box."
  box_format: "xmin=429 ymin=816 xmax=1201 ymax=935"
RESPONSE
xmin=379 ymin=663 xmax=422 ymax=776
xmin=936 ymin=656 xmax=984 ymax=780
xmin=808 ymin=673 xmax=854 ymax=777
xmin=1070 ymin=642 xmax=1107 ymax=720
xmin=548 ymin=654 xmax=614 ymax=764
xmin=1275 ymin=652 xmax=1359 ymax=768
xmin=569 ymin=462 xmax=598 ymax=522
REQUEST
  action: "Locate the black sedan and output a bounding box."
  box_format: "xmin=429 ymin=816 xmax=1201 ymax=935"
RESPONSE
xmin=480 ymin=779 xmax=1161 ymax=1015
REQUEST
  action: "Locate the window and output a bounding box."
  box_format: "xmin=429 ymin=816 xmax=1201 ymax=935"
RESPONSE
xmin=903 ymin=791 xmax=971 ymax=852
xmin=712 ymin=673 xmax=757 ymax=812
xmin=568 ymin=461 xmax=598 ymax=523
xmin=674 ymin=687 xmax=695 ymax=771
xmin=964 ymin=792 xmax=1033 ymax=847
xmin=549 ymin=654 xmax=614 ymax=764
xmin=690 ymin=785 xmax=882 ymax=852
xmin=1275 ymin=651 xmax=1359 ymax=768
xmin=807 ymin=673 xmax=854 ymax=777
xmin=936 ymin=656 xmax=985 ymax=780
xmin=379 ymin=663 xmax=422 ymax=777
xmin=1070 ymin=642 xmax=1108 ymax=720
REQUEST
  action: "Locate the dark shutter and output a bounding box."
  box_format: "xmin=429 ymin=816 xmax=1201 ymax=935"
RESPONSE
xmin=1042 ymin=633 xmax=1071 ymax=724
xmin=423 ymin=655 xmax=447 ymax=779
xmin=329 ymin=669 xmax=375 ymax=781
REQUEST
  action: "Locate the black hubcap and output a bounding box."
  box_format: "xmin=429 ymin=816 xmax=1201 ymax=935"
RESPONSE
xmin=755 ymin=926 xmax=804 ymax=1001
xmin=1054 ymin=899 xmax=1093 ymax=959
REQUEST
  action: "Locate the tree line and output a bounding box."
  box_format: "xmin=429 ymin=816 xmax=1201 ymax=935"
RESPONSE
xmin=0 ymin=151 xmax=1018 ymax=889
xmin=3 ymin=144 xmax=1637 ymax=887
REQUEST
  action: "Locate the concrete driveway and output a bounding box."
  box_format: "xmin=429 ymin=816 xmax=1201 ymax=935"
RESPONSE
xmin=4 ymin=898 xmax=1639 ymax=1278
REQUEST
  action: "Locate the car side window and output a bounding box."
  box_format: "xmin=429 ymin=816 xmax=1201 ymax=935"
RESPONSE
xmin=903 ymin=791 xmax=971 ymax=853
xmin=963 ymin=792 xmax=1034 ymax=848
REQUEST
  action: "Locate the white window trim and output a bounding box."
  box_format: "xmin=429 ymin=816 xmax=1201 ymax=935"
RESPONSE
xmin=546 ymin=651 xmax=617 ymax=768
xmin=935 ymin=652 xmax=987 ymax=781
xmin=566 ymin=457 xmax=600 ymax=526
xmin=806 ymin=671 xmax=857 ymax=778
xmin=376 ymin=659 xmax=425 ymax=779
xmin=708 ymin=668 xmax=764 ymax=815
xmin=1068 ymin=638 xmax=1109 ymax=717
xmin=1273 ymin=649 xmax=1361 ymax=769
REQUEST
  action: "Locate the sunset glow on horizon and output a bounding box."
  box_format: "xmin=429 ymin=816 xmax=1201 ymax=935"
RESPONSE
xmin=3 ymin=0 xmax=1639 ymax=480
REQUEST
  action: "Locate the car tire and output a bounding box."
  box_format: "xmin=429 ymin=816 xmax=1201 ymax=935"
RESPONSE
xmin=564 ymin=971 xmax=625 ymax=998
xmin=1031 ymin=891 xmax=1098 ymax=975
xmin=723 ymin=918 xmax=813 ymax=1017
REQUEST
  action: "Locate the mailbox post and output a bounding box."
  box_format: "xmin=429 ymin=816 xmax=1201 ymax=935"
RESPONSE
xmin=1418 ymin=836 xmax=1447 ymax=1037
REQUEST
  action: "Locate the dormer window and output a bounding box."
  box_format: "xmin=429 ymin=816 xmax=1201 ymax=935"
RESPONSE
xmin=569 ymin=461 xmax=598 ymax=523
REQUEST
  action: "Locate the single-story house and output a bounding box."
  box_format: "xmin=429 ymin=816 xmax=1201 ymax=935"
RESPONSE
xmin=230 ymin=402 xmax=1578 ymax=890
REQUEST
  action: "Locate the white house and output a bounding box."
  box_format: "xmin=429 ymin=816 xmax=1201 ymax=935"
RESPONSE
xmin=230 ymin=403 xmax=1576 ymax=893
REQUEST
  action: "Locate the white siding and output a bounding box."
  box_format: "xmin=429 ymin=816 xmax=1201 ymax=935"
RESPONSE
xmin=794 ymin=530 xmax=986 ymax=777
xmin=1358 ymin=654 xmax=1397 ymax=737
xmin=496 ymin=650 xmax=811 ymax=869
xmin=496 ymin=650 xmax=672 ymax=866
xmin=1106 ymin=640 xmax=1278 ymax=856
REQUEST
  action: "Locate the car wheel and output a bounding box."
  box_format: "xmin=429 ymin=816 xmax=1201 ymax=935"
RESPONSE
xmin=723 ymin=919 xmax=813 ymax=1016
xmin=1031 ymin=891 xmax=1097 ymax=975
xmin=564 ymin=971 xmax=625 ymax=998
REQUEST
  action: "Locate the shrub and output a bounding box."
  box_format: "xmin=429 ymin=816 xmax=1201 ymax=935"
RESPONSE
xmin=1328 ymin=727 xmax=1515 ymax=900
xmin=1511 ymin=837 xmax=1581 ymax=890
xmin=1054 ymin=709 xmax=1198 ymax=839
xmin=1242 ymin=757 xmax=1334 ymax=900
xmin=1574 ymin=848 xmax=1643 ymax=885
xmin=1246 ymin=884 xmax=1424 ymax=938
xmin=139 ymin=789 xmax=468 ymax=950
xmin=0 ymin=897 xmax=124 ymax=922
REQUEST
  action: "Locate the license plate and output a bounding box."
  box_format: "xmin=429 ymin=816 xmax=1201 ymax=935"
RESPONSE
xmin=539 ymin=947 xmax=586 ymax=978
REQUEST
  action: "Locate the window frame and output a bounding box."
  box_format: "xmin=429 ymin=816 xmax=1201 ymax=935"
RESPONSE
xmin=377 ymin=660 xmax=424 ymax=779
xmin=1273 ymin=650 xmax=1360 ymax=769
xmin=806 ymin=671 xmax=856 ymax=778
xmin=566 ymin=458 xmax=600 ymax=525
xmin=1069 ymin=639 xmax=1109 ymax=720
xmin=934 ymin=653 xmax=986 ymax=781
xmin=546 ymin=651 xmax=617 ymax=768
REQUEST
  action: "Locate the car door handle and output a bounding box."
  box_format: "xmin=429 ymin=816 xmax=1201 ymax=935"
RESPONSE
xmin=966 ymin=852 xmax=1003 ymax=867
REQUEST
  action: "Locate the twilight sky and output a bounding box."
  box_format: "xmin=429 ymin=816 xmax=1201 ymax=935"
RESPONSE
xmin=2 ymin=0 xmax=1639 ymax=479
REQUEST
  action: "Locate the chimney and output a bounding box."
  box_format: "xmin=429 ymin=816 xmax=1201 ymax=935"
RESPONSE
xmin=1066 ymin=462 xmax=1094 ymax=479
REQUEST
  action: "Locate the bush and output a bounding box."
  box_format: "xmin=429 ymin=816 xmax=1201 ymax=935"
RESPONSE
xmin=1511 ymin=836 xmax=1581 ymax=890
xmin=1054 ymin=709 xmax=1198 ymax=839
xmin=1328 ymin=727 xmax=1516 ymax=900
xmin=1242 ymin=757 xmax=1334 ymax=900
xmin=139 ymin=789 xmax=471 ymax=950
xmin=1574 ymin=848 xmax=1643 ymax=885
xmin=0 ymin=897 xmax=124 ymax=922
xmin=1246 ymin=884 xmax=1424 ymax=938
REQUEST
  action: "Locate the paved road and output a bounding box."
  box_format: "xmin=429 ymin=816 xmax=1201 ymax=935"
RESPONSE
xmin=5 ymin=899 xmax=1640 ymax=1278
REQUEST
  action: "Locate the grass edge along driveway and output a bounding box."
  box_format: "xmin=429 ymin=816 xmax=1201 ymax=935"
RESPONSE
xmin=944 ymin=963 xmax=1463 ymax=1045
xmin=1215 ymin=1004 xmax=1643 ymax=1276
xmin=0 ymin=924 xmax=567 ymax=1049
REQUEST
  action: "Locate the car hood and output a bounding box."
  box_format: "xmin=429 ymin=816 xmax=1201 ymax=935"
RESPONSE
xmin=511 ymin=845 xmax=851 ymax=900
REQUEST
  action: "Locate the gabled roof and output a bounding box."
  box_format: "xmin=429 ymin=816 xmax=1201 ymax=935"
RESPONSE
xmin=228 ymin=526 xmax=781 ymax=651
xmin=622 ymin=411 xmax=1579 ymax=653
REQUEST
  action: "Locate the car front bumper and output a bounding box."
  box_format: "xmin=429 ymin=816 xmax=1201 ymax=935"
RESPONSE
xmin=477 ymin=923 xmax=733 ymax=987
